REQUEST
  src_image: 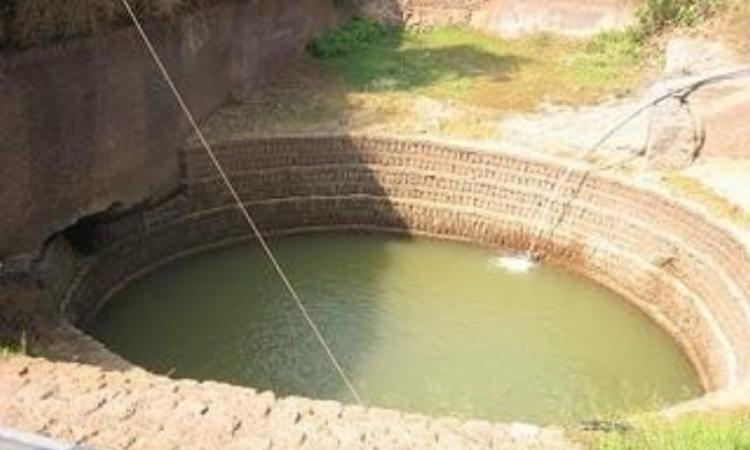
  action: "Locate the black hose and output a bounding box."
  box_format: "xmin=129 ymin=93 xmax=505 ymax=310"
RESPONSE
xmin=591 ymin=66 xmax=750 ymax=155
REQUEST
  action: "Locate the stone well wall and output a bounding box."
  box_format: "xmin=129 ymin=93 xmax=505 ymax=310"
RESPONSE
xmin=61 ymin=136 xmax=750 ymax=401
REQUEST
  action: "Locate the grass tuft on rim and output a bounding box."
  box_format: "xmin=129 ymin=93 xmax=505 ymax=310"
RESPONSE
xmin=593 ymin=414 xmax=750 ymax=450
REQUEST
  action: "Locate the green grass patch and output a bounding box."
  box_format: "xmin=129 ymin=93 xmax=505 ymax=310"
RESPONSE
xmin=594 ymin=415 xmax=750 ymax=450
xmin=571 ymin=30 xmax=643 ymax=85
xmin=309 ymin=24 xmax=649 ymax=111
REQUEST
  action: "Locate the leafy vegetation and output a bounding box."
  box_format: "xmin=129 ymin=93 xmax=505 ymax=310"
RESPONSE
xmin=635 ymin=0 xmax=726 ymax=37
xmin=308 ymin=17 xmax=392 ymax=58
xmin=593 ymin=415 xmax=750 ymax=450
xmin=571 ymin=30 xmax=644 ymax=85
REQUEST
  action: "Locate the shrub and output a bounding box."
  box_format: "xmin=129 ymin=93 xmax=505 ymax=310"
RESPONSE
xmin=308 ymin=17 xmax=392 ymax=59
xmin=636 ymin=0 xmax=725 ymax=36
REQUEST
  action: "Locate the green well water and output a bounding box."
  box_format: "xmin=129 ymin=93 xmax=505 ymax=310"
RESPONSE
xmin=89 ymin=233 xmax=702 ymax=424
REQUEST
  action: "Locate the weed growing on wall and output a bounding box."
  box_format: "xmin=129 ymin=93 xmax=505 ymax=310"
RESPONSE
xmin=0 ymin=332 xmax=26 ymax=358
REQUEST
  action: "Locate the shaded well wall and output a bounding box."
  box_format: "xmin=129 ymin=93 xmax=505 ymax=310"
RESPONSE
xmin=0 ymin=0 xmax=338 ymax=257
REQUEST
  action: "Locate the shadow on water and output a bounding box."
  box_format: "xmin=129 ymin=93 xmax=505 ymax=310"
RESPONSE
xmin=80 ymin=135 xmax=413 ymax=407
xmin=87 ymin=233 xmax=404 ymax=404
xmin=84 ymin=222 xmax=704 ymax=423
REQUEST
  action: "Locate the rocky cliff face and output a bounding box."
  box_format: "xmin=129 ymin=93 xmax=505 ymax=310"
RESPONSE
xmin=0 ymin=0 xmax=338 ymax=260
xmin=354 ymin=0 xmax=638 ymax=36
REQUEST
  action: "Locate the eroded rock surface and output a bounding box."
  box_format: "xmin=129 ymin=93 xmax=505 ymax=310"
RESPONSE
xmin=354 ymin=0 xmax=636 ymax=36
xmin=0 ymin=0 xmax=337 ymax=258
xmin=665 ymin=37 xmax=738 ymax=76
xmin=645 ymin=96 xmax=703 ymax=170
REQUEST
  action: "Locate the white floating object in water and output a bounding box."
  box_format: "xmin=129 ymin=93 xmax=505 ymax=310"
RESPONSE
xmin=492 ymin=253 xmax=538 ymax=273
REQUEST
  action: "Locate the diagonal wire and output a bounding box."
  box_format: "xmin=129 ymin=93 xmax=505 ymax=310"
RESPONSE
xmin=116 ymin=0 xmax=364 ymax=406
